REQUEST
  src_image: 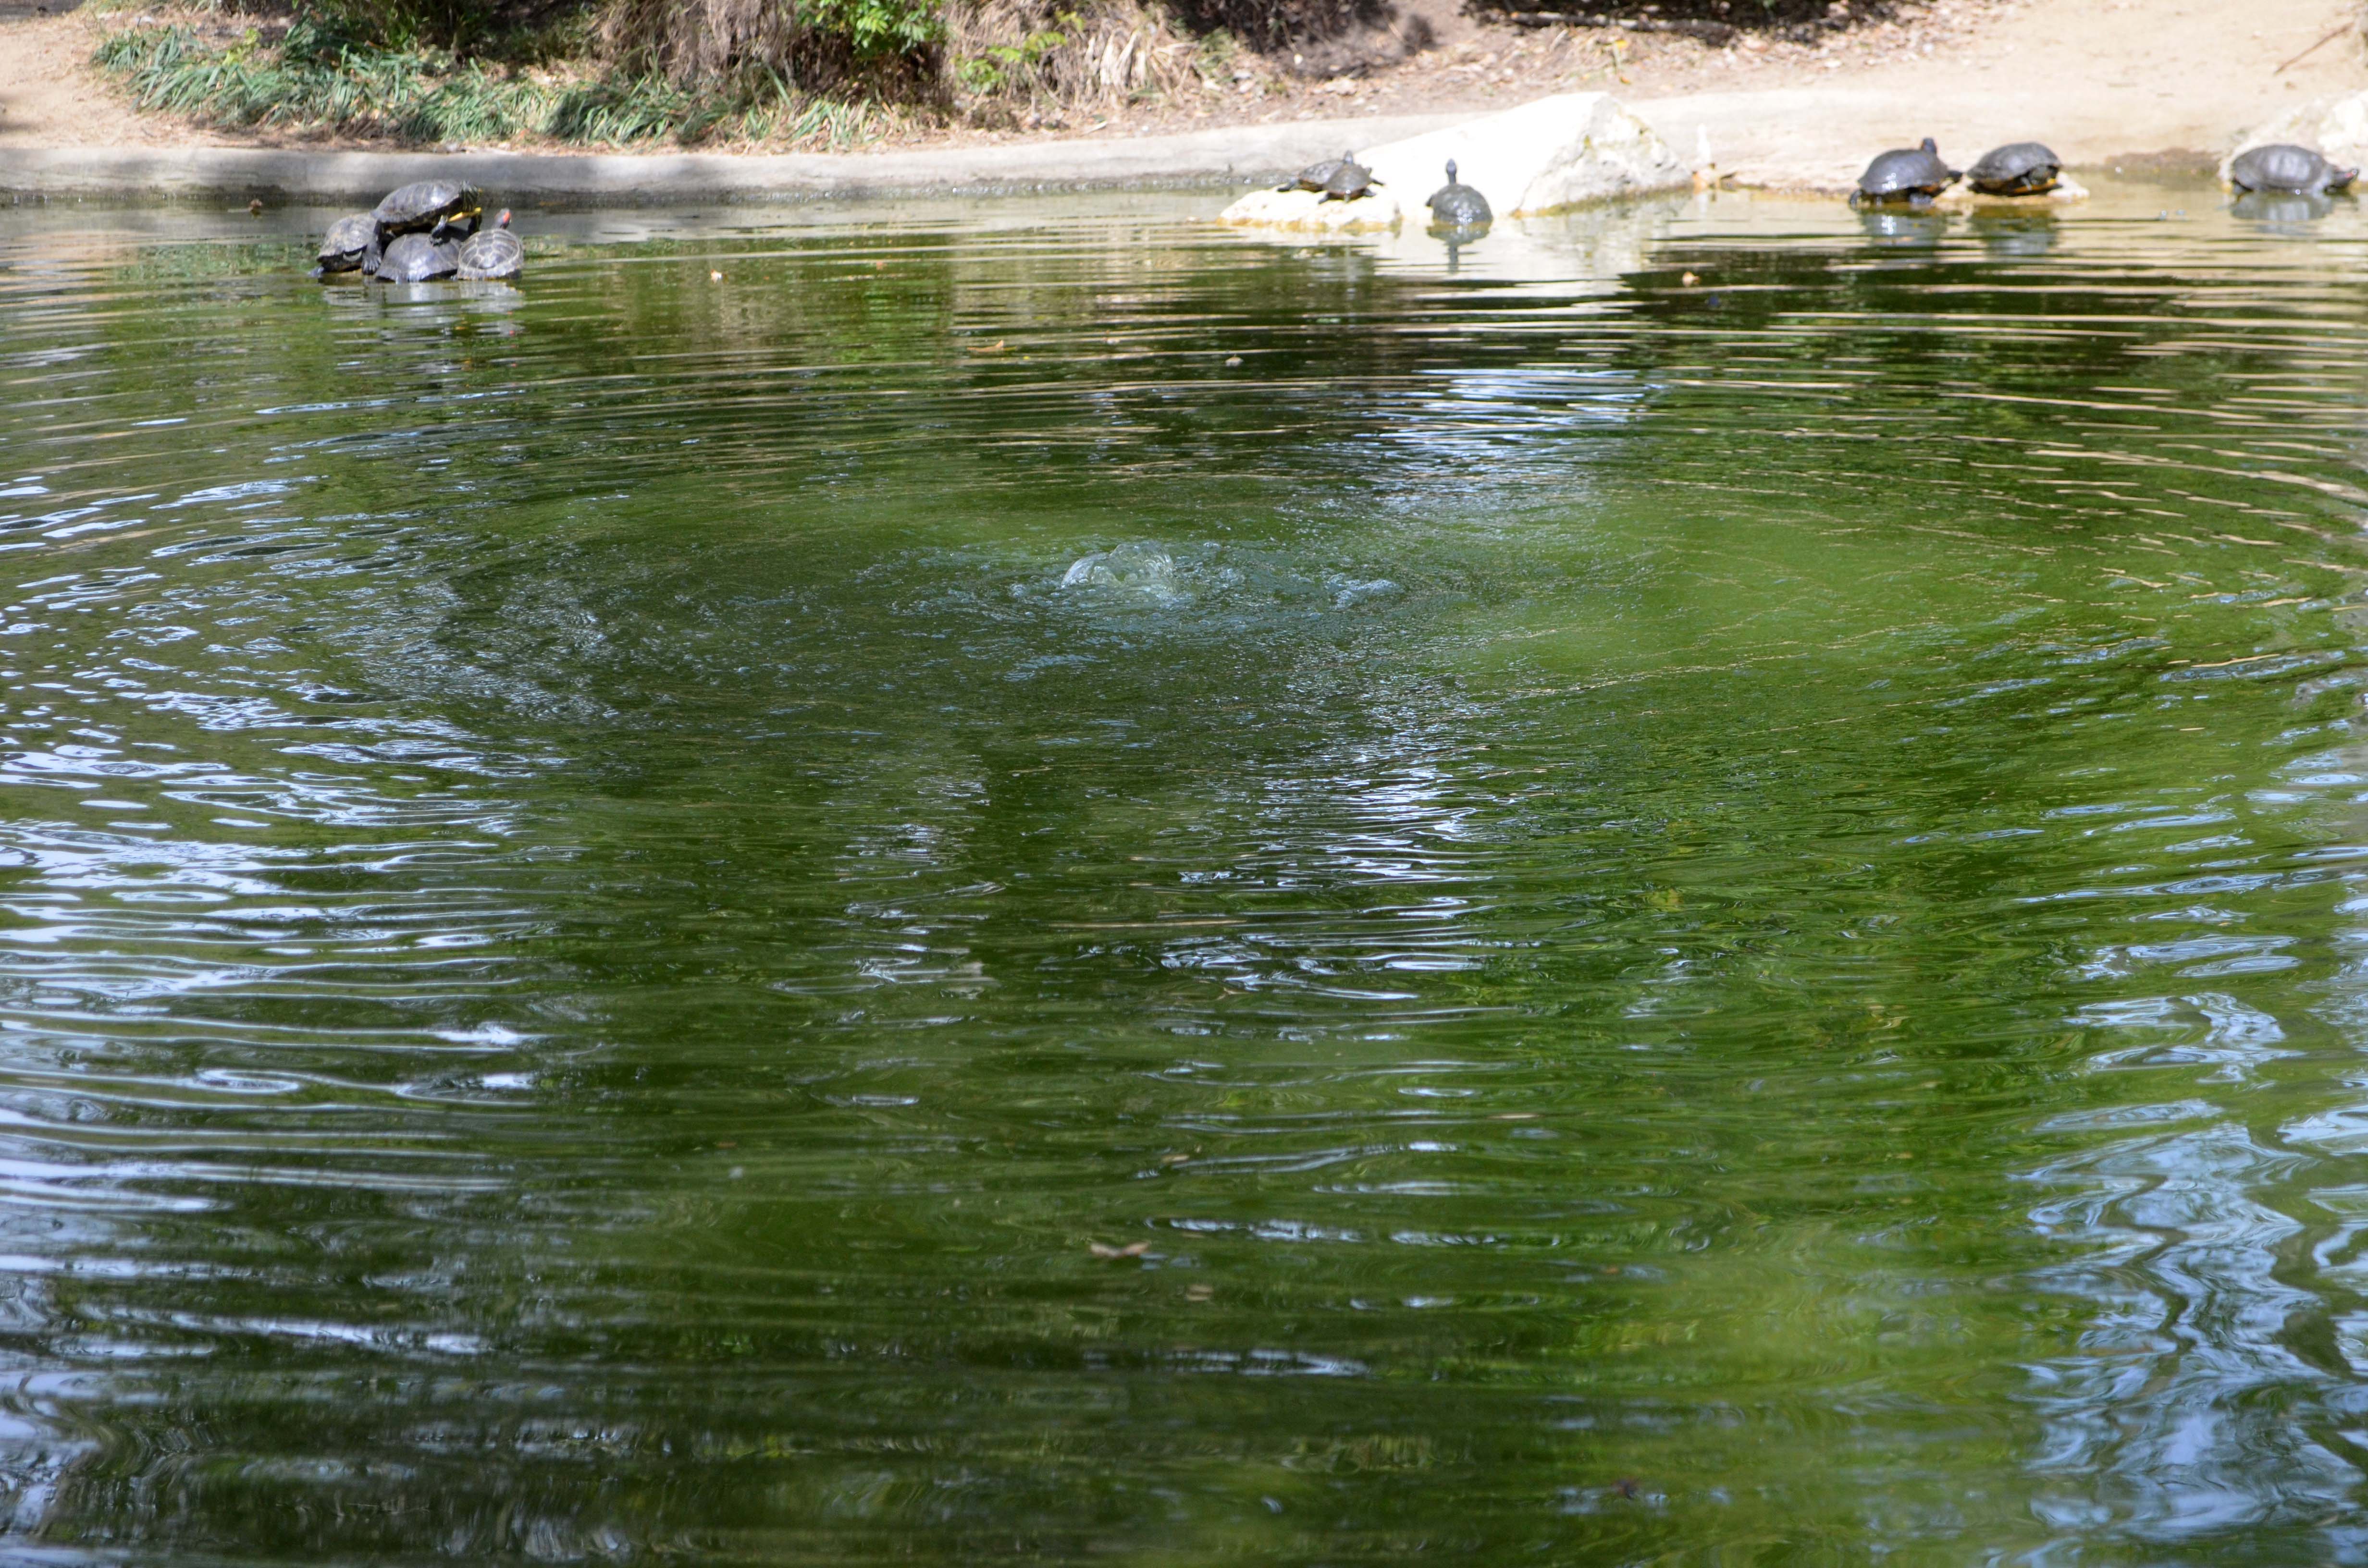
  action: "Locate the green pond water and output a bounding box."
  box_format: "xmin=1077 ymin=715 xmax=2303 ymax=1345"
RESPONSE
xmin=6 ymin=178 xmax=2368 ymax=1562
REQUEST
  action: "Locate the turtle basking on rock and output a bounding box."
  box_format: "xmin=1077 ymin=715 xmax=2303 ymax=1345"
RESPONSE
xmin=1850 ymin=138 xmax=1959 ymax=208
xmin=1966 ymin=142 xmax=2062 ymax=197
xmin=1277 ymin=150 xmax=1381 ymax=202
xmin=1425 ymin=160 xmax=1492 ymax=230
xmin=1282 ymin=153 xmax=1350 ymax=193
xmin=2228 ymin=143 xmax=2358 ymax=196
xmin=1318 ymin=155 xmax=1381 ymax=203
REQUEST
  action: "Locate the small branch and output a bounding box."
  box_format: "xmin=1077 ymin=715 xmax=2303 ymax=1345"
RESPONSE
xmin=2275 ymin=20 xmax=2354 ymax=74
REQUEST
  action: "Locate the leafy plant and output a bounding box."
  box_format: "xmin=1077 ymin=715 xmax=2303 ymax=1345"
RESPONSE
xmin=954 ymin=15 xmax=1073 ymax=93
xmin=802 ymin=0 xmax=945 ymax=58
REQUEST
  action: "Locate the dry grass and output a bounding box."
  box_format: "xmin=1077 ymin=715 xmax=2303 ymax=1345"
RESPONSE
xmin=944 ymin=0 xmax=1208 ymax=121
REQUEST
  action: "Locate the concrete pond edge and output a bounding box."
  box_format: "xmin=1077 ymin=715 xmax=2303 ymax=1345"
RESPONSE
xmin=1 ymin=114 xmax=1469 ymax=207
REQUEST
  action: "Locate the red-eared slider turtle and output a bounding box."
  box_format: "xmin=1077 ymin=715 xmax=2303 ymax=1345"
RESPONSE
xmin=380 ymin=231 xmax=460 ymax=282
xmin=1850 ymin=137 xmax=1959 ymax=208
xmin=456 ymin=210 xmax=522 ymax=281
xmin=372 ymin=179 xmax=482 ymax=240
xmin=1966 ymin=141 xmax=2061 ymax=196
xmin=314 ymin=212 xmax=375 ymax=276
xmin=1320 ymin=155 xmax=1380 ymax=203
xmin=2229 ymin=143 xmax=2358 ymax=195
xmin=1282 ymin=153 xmax=1349 ymax=193
xmin=1425 ymin=160 xmax=1492 ymax=229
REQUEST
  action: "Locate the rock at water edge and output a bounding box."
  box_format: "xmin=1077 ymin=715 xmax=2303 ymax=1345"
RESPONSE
xmin=1933 ymin=173 xmax=2092 ymax=209
xmin=1354 ymin=93 xmax=1688 ymax=219
xmin=1218 ymin=186 xmax=1402 ymax=232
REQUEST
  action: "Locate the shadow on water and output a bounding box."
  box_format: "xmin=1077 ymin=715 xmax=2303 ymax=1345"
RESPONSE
xmin=6 ymin=180 xmax=2368 ymax=1559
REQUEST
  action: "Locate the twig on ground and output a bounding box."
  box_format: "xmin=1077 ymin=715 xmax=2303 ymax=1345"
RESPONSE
xmin=2275 ymin=20 xmax=2354 ymax=75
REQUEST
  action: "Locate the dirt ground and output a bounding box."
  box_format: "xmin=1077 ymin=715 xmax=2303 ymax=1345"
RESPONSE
xmin=1 ymin=0 xmax=2363 ymax=174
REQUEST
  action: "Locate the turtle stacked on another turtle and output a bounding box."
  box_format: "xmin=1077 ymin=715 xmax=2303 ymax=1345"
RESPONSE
xmin=374 ymin=179 xmax=482 ymax=248
xmin=314 ymin=179 xmax=525 ymax=283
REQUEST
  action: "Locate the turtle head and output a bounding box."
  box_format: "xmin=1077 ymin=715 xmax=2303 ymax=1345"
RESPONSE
xmin=1445 ymin=159 xmax=1458 ymax=184
xmin=1920 ymin=137 xmax=1937 ymax=153
xmin=497 ymin=208 xmax=513 ymax=228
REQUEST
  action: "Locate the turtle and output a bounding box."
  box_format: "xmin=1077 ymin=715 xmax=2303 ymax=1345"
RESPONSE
xmin=1425 ymin=159 xmax=1492 ymax=229
xmin=314 ymin=211 xmax=376 ymax=276
xmin=379 ymin=231 xmax=461 ymax=282
xmin=1966 ymin=141 xmax=2062 ymax=197
xmin=1320 ymin=155 xmax=1380 ymax=203
xmin=371 ymin=178 xmax=483 ymax=240
xmin=1282 ymin=153 xmax=1349 ymax=193
xmin=2228 ymin=143 xmax=2358 ymax=196
xmin=456 ymin=209 xmax=523 ymax=281
xmin=1850 ymin=137 xmax=1959 ymax=208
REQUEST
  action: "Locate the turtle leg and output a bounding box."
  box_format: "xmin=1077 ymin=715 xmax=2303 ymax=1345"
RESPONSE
xmin=1909 ymin=191 xmax=1934 ymax=209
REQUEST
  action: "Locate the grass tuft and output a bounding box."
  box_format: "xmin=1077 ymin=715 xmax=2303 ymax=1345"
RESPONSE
xmin=92 ymin=19 xmax=895 ymax=148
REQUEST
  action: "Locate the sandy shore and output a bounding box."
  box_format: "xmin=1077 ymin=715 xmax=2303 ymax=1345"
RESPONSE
xmin=1640 ymin=0 xmax=2367 ymax=191
xmin=1 ymin=0 xmax=2362 ymax=201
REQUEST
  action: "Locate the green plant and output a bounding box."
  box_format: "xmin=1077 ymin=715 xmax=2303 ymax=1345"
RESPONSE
xmin=93 ymin=19 xmax=882 ymax=147
xmin=802 ymin=0 xmax=945 ymax=57
xmin=954 ymin=16 xmax=1071 ymax=93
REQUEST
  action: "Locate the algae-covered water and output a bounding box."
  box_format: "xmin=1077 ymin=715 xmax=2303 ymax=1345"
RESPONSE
xmin=5 ymin=180 xmax=2368 ymax=1561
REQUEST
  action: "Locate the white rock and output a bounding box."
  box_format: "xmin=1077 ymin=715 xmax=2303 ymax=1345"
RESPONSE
xmin=1355 ymin=93 xmax=1689 ymax=219
xmin=1218 ymin=185 xmax=1401 ymax=232
xmin=2321 ymin=92 xmax=2368 ymax=171
xmin=1931 ymin=172 xmax=2091 ymax=209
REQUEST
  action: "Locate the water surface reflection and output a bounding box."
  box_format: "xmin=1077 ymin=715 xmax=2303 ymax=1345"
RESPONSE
xmin=4 ymin=181 xmax=2368 ymax=1560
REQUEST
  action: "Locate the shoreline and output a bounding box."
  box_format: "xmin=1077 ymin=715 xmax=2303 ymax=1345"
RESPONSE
xmin=0 ymin=98 xmax=2274 ymax=209
xmin=3 ymin=115 xmax=1466 ymax=206
xmin=2 ymin=0 xmax=2362 ymax=207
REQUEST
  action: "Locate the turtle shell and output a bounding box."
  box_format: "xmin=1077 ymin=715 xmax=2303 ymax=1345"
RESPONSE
xmin=2229 ymin=143 xmax=2356 ymax=195
xmin=315 ymin=212 xmax=376 ymax=275
xmin=1426 ymin=161 xmax=1492 ymax=228
xmin=1321 ymin=157 xmax=1377 ymax=201
xmin=1427 ymin=185 xmax=1491 ymax=227
xmin=372 ymin=179 xmax=482 ymax=238
xmin=1853 ymin=137 xmax=1958 ymax=203
xmin=456 ymin=224 xmax=523 ymax=282
xmin=380 ymin=231 xmax=461 ymax=282
xmin=1286 ymin=154 xmax=1348 ymax=193
xmin=1966 ymin=141 xmax=2061 ymax=196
